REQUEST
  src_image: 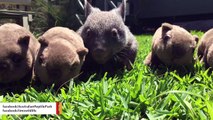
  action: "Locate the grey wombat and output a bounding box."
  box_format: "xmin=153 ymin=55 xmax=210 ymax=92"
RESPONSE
xmin=34 ymin=27 xmax=88 ymax=87
xmin=78 ymin=0 xmax=138 ymax=78
xmin=144 ymin=23 xmax=198 ymax=67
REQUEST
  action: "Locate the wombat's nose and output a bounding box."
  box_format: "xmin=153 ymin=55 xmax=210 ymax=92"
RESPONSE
xmin=0 ymin=62 xmax=9 ymax=70
xmin=93 ymin=48 xmax=106 ymax=56
xmin=92 ymin=48 xmax=108 ymax=64
xmin=48 ymin=69 xmax=62 ymax=79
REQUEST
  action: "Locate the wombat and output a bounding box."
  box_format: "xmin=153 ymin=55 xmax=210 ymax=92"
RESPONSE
xmin=0 ymin=23 xmax=39 ymax=84
xmin=198 ymin=28 xmax=213 ymax=68
xmin=34 ymin=27 xmax=88 ymax=87
xmin=144 ymin=23 xmax=198 ymax=67
xmin=78 ymin=0 xmax=138 ymax=78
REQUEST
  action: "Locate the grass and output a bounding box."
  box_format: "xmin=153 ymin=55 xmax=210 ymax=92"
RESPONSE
xmin=1 ymin=32 xmax=213 ymax=120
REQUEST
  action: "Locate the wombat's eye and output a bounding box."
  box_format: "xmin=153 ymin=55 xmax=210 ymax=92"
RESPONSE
xmin=111 ymin=28 xmax=118 ymax=38
xmin=163 ymin=34 xmax=171 ymax=41
xmin=11 ymin=54 xmax=23 ymax=63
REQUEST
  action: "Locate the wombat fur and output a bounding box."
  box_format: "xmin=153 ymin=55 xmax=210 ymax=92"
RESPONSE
xmin=78 ymin=0 xmax=138 ymax=79
xmin=198 ymin=28 xmax=213 ymax=68
xmin=0 ymin=23 xmax=39 ymax=84
xmin=144 ymin=23 xmax=198 ymax=67
xmin=34 ymin=27 xmax=88 ymax=87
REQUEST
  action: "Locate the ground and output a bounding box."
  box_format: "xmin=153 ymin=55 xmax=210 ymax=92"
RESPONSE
xmin=0 ymin=32 xmax=213 ymax=120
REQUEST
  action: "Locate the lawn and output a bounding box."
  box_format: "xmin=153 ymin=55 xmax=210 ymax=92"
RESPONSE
xmin=1 ymin=32 xmax=213 ymax=120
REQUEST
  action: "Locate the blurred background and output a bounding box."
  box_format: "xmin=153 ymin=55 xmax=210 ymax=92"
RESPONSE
xmin=0 ymin=0 xmax=213 ymax=35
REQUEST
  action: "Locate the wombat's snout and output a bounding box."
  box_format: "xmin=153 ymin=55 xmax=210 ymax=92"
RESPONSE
xmin=172 ymin=44 xmax=186 ymax=59
xmin=0 ymin=61 xmax=9 ymax=71
xmin=48 ymin=68 xmax=62 ymax=80
xmin=93 ymin=48 xmax=106 ymax=55
xmin=92 ymin=48 xmax=108 ymax=63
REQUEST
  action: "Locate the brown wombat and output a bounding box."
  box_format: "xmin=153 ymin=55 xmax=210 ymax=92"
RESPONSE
xmin=198 ymin=28 xmax=213 ymax=68
xmin=34 ymin=27 xmax=88 ymax=87
xmin=144 ymin=23 xmax=198 ymax=67
xmin=0 ymin=23 xmax=39 ymax=83
xmin=78 ymin=0 xmax=138 ymax=78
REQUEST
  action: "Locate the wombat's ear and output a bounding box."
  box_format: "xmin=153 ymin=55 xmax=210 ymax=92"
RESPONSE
xmin=77 ymin=47 xmax=88 ymax=58
xmin=84 ymin=0 xmax=94 ymax=17
xmin=18 ymin=35 xmax=30 ymax=46
xmin=38 ymin=37 xmax=48 ymax=46
xmin=113 ymin=0 xmax=126 ymax=21
xmin=193 ymin=35 xmax=199 ymax=44
xmin=161 ymin=23 xmax=173 ymax=33
xmin=161 ymin=23 xmax=173 ymax=40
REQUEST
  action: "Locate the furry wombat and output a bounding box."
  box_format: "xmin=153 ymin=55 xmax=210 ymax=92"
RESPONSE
xmin=34 ymin=27 xmax=88 ymax=86
xmin=78 ymin=0 xmax=138 ymax=78
xmin=198 ymin=28 xmax=213 ymax=68
xmin=144 ymin=23 xmax=198 ymax=67
xmin=0 ymin=23 xmax=39 ymax=83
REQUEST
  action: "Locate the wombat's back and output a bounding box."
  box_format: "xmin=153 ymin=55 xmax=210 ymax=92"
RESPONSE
xmin=41 ymin=27 xmax=85 ymax=51
xmin=0 ymin=23 xmax=40 ymax=56
xmin=201 ymin=28 xmax=213 ymax=41
xmin=198 ymin=28 xmax=213 ymax=59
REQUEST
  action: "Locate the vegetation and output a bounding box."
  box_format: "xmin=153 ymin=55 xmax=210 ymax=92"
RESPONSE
xmin=1 ymin=32 xmax=213 ymax=119
xmin=31 ymin=0 xmax=84 ymax=35
xmin=30 ymin=0 xmax=49 ymax=35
